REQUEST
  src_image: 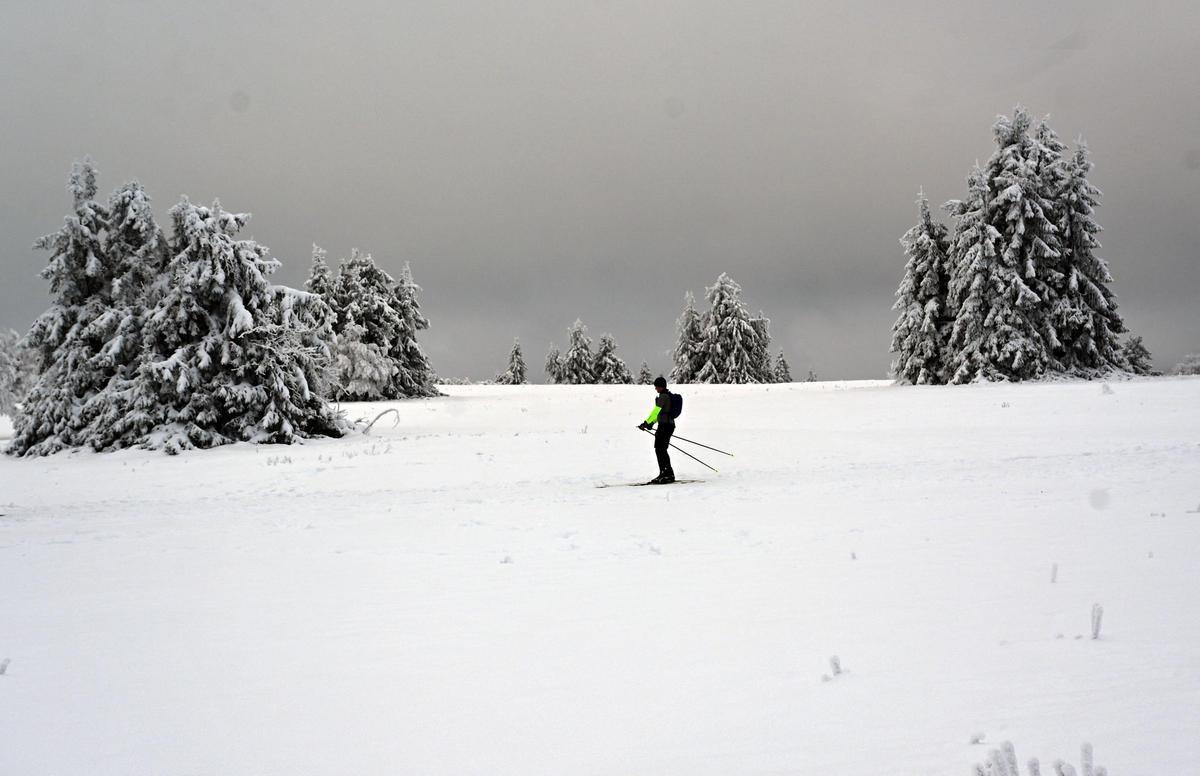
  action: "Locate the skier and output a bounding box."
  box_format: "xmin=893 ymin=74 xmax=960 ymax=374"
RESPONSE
xmin=637 ymin=376 xmax=677 ymax=484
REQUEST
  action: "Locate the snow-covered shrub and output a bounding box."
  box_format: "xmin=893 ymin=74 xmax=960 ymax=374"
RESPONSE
xmin=1173 ymin=353 xmax=1200 ymax=375
xmin=1119 ymin=336 xmax=1155 ymax=375
xmin=973 ymin=742 xmax=1107 ymax=776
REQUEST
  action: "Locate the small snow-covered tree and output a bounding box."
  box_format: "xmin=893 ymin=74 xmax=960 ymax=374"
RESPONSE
xmin=331 ymin=250 xmax=401 ymax=359
xmin=319 ymin=250 xmax=437 ymax=399
xmin=1119 ymin=335 xmax=1155 ymax=375
xmin=944 ymin=163 xmax=1046 ymax=383
xmin=1053 ymin=141 xmax=1127 ymax=374
xmin=306 ymin=244 xmax=335 ymax=298
xmin=1175 ymin=352 xmax=1200 ymax=375
xmin=389 ymin=262 xmax=439 ymax=398
xmin=558 ymin=319 xmax=596 ymax=384
xmin=592 ymin=333 xmax=633 ymax=384
xmin=9 ymin=160 xmax=116 ymax=456
xmin=696 ymin=273 xmax=764 ymax=383
xmin=671 ymin=292 xmax=705 ymax=383
xmin=806 ymin=367 xmax=818 ymax=382
xmin=308 ymin=248 xmax=394 ymax=400
xmin=637 ymin=361 xmax=654 ymax=385
xmin=129 ymin=198 xmax=345 ymax=453
xmin=495 ymin=339 xmax=528 ymax=385
xmin=544 ymin=344 xmax=564 ymax=384
xmin=750 ymin=314 xmax=774 ymax=382
xmin=890 ymin=191 xmax=951 ymax=384
xmin=774 ymin=350 xmax=792 ymax=382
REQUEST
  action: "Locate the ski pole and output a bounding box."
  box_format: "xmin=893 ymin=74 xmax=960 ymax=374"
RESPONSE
xmin=639 ymin=427 xmax=719 ymax=473
xmin=665 ymin=433 xmax=734 ymax=457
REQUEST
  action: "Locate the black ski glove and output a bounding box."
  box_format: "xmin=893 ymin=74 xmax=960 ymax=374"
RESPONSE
xmin=638 ymin=422 xmax=651 ymax=430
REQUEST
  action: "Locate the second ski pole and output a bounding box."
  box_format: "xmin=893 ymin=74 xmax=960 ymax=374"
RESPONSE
xmin=639 ymin=426 xmax=719 ymax=473
xmin=668 ymin=433 xmax=734 ymax=457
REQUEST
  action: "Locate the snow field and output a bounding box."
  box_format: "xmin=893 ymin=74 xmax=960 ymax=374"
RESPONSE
xmin=1 ymin=378 xmax=1199 ymax=775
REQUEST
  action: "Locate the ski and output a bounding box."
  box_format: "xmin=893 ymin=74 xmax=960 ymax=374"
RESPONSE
xmin=595 ymin=479 xmax=704 ymax=489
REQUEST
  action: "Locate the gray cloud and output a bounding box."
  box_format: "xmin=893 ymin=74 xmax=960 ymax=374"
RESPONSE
xmin=2 ymin=0 xmax=1197 ymax=379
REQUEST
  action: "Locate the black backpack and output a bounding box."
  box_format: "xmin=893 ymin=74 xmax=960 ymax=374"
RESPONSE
xmin=669 ymin=392 xmax=683 ymax=420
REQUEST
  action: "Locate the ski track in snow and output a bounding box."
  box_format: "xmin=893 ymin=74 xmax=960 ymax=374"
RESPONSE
xmin=1 ymin=379 xmax=1199 ymax=775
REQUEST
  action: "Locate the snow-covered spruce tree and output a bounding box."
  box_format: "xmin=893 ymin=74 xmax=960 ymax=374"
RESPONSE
xmin=670 ymin=291 xmax=705 ymax=383
xmin=388 ymin=263 xmax=439 ymax=398
xmin=750 ymin=314 xmax=774 ymax=382
xmin=1054 ymin=140 xmax=1128 ymax=374
xmin=695 ymin=273 xmax=764 ymax=383
xmin=8 ymin=160 xmax=116 ymax=456
xmin=806 ymin=367 xmax=818 ymax=382
xmin=306 ymin=244 xmax=335 ymax=298
xmin=967 ymin=107 xmax=1060 ymax=377
xmin=130 ymin=198 xmax=345 ymax=453
xmin=774 ymin=350 xmax=792 ymax=382
xmin=593 ymin=333 xmax=633 ymax=384
xmin=495 ymin=339 xmax=528 ymax=385
xmin=988 ymin=110 xmax=1065 ymax=374
xmin=307 ymin=247 xmax=393 ymax=401
xmin=890 ymin=191 xmax=951 ymax=384
xmin=73 ymin=180 xmax=173 ymax=450
xmin=0 ymin=329 xmax=38 ymax=416
xmin=943 ymin=163 xmax=1046 ymax=383
xmin=637 ymin=361 xmax=654 ymax=385
xmin=558 ymin=319 xmax=596 ymax=384
xmin=1175 ymin=352 xmax=1200 ymax=375
xmin=1120 ymin=335 xmax=1156 ymax=375
xmin=544 ymin=344 xmax=564 ymax=384
xmin=324 ymin=249 xmax=409 ymax=400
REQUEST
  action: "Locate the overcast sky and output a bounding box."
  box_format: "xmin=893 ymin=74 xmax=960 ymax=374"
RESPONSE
xmin=2 ymin=0 xmax=1197 ymax=379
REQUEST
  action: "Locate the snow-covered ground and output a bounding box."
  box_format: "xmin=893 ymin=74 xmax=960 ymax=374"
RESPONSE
xmin=2 ymin=379 xmax=1198 ymax=775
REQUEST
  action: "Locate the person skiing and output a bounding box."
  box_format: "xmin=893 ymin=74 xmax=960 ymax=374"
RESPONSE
xmin=637 ymin=376 xmax=676 ymax=484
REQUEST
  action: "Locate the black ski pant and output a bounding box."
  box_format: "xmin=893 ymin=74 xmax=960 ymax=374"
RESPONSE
xmin=654 ymin=423 xmax=674 ymax=472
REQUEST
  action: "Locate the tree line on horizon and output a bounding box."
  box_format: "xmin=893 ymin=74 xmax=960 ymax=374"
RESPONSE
xmin=540 ymin=273 xmax=797 ymax=387
xmin=2 ymin=126 xmax=1195 ymax=456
